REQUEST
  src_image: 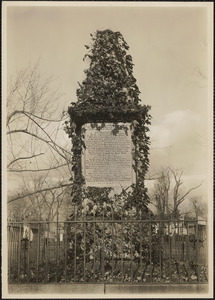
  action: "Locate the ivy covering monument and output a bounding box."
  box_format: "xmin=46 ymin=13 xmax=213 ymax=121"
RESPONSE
xmin=63 ymin=30 xmax=156 ymax=281
xmin=65 ymin=29 xmax=151 ymax=214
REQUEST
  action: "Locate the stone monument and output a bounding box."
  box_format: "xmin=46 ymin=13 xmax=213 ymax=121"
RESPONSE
xmin=64 ymin=30 xmax=152 ymax=283
xmin=66 ymin=29 xmax=151 ymax=210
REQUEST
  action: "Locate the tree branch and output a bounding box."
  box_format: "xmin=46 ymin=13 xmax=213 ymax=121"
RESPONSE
xmin=7 ymin=163 xmax=69 ymax=172
xmin=7 ymin=129 xmax=70 ymax=161
xmin=177 ymin=183 xmax=202 ymax=205
xmin=7 ymin=110 xmax=67 ymax=127
xmin=21 ymin=111 xmax=71 ymax=156
xmin=7 ymin=153 xmax=44 ymax=168
xmin=8 ymin=182 xmax=73 ymax=204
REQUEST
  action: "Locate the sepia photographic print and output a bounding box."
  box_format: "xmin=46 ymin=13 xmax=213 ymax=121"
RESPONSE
xmin=2 ymin=1 xmax=214 ymax=299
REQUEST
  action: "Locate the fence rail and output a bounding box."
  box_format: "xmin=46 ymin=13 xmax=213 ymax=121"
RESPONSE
xmin=8 ymin=218 xmax=208 ymax=284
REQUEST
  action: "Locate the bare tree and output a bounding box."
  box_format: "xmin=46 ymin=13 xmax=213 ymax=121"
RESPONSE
xmin=169 ymin=168 xmax=202 ymax=218
xmin=151 ymin=169 xmax=171 ymax=218
xmin=8 ymin=175 xmax=73 ymax=221
xmin=7 ymin=62 xmax=71 ymax=173
xmin=151 ymin=167 xmax=202 ymax=218
xmin=6 ymin=62 xmax=73 ymax=208
xmin=190 ymin=196 xmax=208 ymax=219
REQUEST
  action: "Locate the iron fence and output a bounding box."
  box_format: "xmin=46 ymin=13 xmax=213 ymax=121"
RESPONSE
xmin=8 ymin=216 xmax=208 ymax=284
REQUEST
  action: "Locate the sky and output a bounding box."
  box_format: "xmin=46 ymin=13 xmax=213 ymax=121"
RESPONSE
xmin=5 ymin=2 xmax=213 ymax=206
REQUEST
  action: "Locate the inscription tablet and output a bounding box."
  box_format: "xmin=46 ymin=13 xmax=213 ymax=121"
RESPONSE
xmin=82 ymin=123 xmax=135 ymax=187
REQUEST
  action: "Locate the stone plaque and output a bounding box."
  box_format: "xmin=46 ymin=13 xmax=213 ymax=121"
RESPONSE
xmin=82 ymin=123 xmax=135 ymax=187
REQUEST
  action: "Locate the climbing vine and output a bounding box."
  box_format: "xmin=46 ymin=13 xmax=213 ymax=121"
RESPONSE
xmin=65 ymin=29 xmax=151 ymax=213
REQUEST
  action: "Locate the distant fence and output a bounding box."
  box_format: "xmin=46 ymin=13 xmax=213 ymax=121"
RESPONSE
xmin=8 ymin=217 xmax=208 ymax=284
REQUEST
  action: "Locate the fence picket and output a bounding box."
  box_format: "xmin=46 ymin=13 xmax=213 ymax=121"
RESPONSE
xmin=7 ymin=217 xmax=207 ymax=285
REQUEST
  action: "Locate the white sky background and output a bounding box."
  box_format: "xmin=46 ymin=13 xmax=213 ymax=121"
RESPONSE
xmin=5 ymin=3 xmax=213 ymax=205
